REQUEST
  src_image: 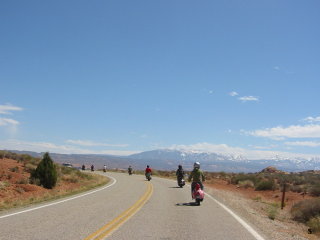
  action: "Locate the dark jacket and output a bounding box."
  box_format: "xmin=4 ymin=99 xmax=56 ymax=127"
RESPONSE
xmin=176 ymin=168 xmax=185 ymax=177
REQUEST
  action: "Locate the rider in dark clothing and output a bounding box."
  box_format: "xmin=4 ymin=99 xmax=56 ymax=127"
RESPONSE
xmin=176 ymin=165 xmax=185 ymax=182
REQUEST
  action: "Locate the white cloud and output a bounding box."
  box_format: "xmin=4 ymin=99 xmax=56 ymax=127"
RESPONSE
xmin=209 ymin=90 xmax=214 ymax=94
xmin=250 ymin=124 xmax=320 ymax=139
xmin=0 ymin=139 xmax=138 ymax=156
xmin=249 ymin=144 xmax=278 ymax=150
xmin=0 ymin=104 xmax=23 ymax=136
xmin=66 ymin=139 xmax=128 ymax=147
xmin=229 ymin=91 xmax=238 ymax=97
xmin=274 ymin=66 xmax=280 ymax=70
xmin=238 ymin=96 xmax=259 ymax=102
xmin=285 ymin=141 xmax=320 ymax=147
xmin=169 ymin=142 xmax=319 ymax=160
xmin=0 ymin=118 xmax=20 ymax=136
xmin=0 ymin=104 xmax=23 ymax=115
xmin=303 ymin=116 xmax=320 ymax=123
xmin=0 ymin=118 xmax=20 ymax=126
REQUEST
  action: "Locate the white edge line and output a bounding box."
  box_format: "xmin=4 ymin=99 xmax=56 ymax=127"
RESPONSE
xmin=0 ymin=175 xmax=116 ymax=220
xmin=158 ymin=177 xmax=265 ymax=240
xmin=205 ymin=192 xmax=265 ymax=240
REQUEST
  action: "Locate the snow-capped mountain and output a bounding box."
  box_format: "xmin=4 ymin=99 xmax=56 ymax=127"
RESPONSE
xmin=7 ymin=149 xmax=320 ymax=173
xmin=128 ymin=149 xmax=320 ymax=172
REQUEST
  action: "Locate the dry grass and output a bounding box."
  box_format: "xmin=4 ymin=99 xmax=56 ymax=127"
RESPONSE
xmin=0 ymin=157 xmax=109 ymax=211
xmin=0 ymin=173 xmax=108 ymax=210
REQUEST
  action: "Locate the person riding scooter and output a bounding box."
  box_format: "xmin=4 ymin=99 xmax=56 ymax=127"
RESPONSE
xmin=145 ymin=165 xmax=152 ymax=181
xmin=128 ymin=166 xmax=133 ymax=175
xmin=188 ymin=162 xmax=205 ymax=205
xmin=188 ymin=162 xmax=205 ymax=193
xmin=176 ymin=165 xmax=185 ymax=187
xmin=103 ymin=165 xmax=107 ymax=172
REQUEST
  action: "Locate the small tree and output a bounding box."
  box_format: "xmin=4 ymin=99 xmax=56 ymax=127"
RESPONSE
xmin=31 ymin=152 xmax=57 ymax=189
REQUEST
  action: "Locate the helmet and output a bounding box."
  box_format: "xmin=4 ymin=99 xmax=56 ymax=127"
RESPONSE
xmin=178 ymin=165 xmax=182 ymax=169
xmin=147 ymin=165 xmax=149 ymax=168
xmin=194 ymin=162 xmax=200 ymax=169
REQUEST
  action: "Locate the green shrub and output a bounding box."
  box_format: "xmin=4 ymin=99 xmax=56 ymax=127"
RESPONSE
xmin=307 ymin=216 xmax=320 ymax=233
xmin=0 ymin=181 xmax=10 ymax=190
xmin=16 ymin=178 xmax=29 ymax=184
xmin=309 ymin=184 xmax=320 ymax=197
xmin=30 ymin=152 xmax=57 ymax=189
xmin=15 ymin=187 xmax=25 ymax=194
xmin=218 ymin=171 xmax=227 ymax=179
xmin=291 ymin=198 xmax=320 ymax=223
xmin=238 ymin=180 xmax=254 ymax=189
xmin=255 ymin=180 xmax=275 ymax=191
xmin=10 ymin=166 xmax=19 ymax=173
xmin=75 ymin=171 xmax=93 ymax=180
xmin=292 ymin=176 xmax=306 ymax=186
xmin=25 ymin=163 xmax=37 ymax=173
xmin=253 ymin=196 xmax=262 ymax=202
xmin=268 ymin=206 xmax=278 ymax=220
xmin=61 ymin=166 xmax=73 ymax=175
xmin=290 ymin=185 xmax=304 ymax=193
xmin=62 ymin=173 xmax=79 ymax=183
xmin=29 ymin=177 xmax=41 ymax=186
xmin=231 ymin=174 xmax=259 ymax=185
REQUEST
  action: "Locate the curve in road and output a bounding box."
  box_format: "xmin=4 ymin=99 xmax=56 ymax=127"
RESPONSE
xmin=0 ymin=172 xmax=266 ymax=240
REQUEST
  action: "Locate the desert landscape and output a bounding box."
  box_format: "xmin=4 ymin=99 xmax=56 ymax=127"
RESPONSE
xmin=1 ymin=151 xmax=320 ymax=239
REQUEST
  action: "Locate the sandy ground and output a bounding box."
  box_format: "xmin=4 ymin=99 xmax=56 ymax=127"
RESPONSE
xmin=205 ymin=180 xmax=318 ymax=240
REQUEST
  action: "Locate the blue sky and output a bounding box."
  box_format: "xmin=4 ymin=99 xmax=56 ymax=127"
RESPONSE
xmin=1 ymin=1 xmax=320 ymax=159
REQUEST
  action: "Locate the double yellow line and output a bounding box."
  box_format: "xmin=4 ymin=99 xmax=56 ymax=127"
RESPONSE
xmin=84 ymin=182 xmax=153 ymax=240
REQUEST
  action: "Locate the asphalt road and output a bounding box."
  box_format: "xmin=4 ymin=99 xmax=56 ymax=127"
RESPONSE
xmin=0 ymin=172 xmax=266 ymax=240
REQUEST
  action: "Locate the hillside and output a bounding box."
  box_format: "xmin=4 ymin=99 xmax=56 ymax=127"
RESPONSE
xmin=0 ymin=152 xmax=108 ymax=210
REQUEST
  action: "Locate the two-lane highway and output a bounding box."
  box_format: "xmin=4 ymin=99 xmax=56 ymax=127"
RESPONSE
xmin=0 ymin=172 xmax=266 ymax=240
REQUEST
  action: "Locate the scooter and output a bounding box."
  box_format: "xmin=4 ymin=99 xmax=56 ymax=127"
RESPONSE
xmin=192 ymin=183 xmax=204 ymax=206
xmin=146 ymin=172 xmax=152 ymax=181
xmin=177 ymin=176 xmax=185 ymax=188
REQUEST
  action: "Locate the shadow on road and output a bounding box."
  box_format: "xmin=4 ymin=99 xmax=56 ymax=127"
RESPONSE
xmin=169 ymin=186 xmax=182 ymax=188
xmin=176 ymin=202 xmax=199 ymax=207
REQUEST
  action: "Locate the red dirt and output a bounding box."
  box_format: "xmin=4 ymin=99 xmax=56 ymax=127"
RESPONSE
xmin=206 ymin=178 xmax=312 ymax=209
xmin=1 ymin=157 xmax=312 ymax=210
xmin=0 ymin=158 xmax=84 ymax=208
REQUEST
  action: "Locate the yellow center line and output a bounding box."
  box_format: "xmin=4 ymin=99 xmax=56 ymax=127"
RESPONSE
xmin=84 ymin=182 xmax=153 ymax=240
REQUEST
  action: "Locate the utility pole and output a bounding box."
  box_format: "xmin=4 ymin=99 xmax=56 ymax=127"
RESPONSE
xmin=281 ymin=181 xmax=286 ymax=210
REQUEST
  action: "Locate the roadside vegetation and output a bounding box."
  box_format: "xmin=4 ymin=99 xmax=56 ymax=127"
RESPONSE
xmin=112 ymin=166 xmax=320 ymax=235
xmin=205 ymin=169 xmax=320 ymax=234
xmin=0 ymin=151 xmax=109 ymax=211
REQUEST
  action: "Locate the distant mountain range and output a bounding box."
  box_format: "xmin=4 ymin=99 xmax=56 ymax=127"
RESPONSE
xmin=6 ymin=149 xmax=320 ymax=173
